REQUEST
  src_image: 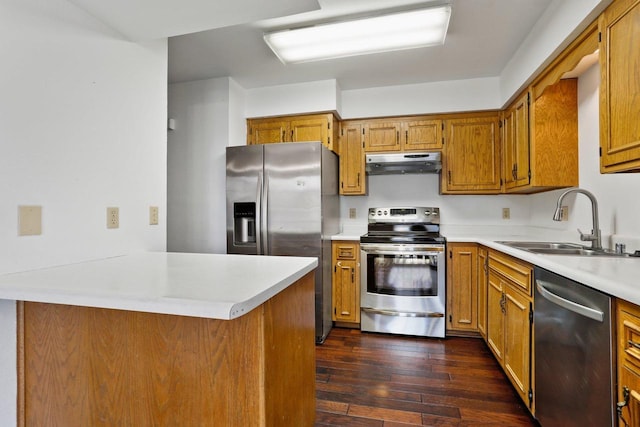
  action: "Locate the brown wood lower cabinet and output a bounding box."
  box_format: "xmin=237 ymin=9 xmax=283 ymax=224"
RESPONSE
xmin=446 ymin=243 xmax=478 ymax=334
xmin=17 ymin=273 xmax=316 ymax=427
xmin=617 ymin=299 xmax=640 ymax=427
xmin=332 ymin=241 xmax=360 ymax=325
xmin=486 ymin=249 xmax=534 ymax=413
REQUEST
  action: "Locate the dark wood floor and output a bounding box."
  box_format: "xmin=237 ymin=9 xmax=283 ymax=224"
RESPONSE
xmin=315 ymin=328 xmax=538 ymax=426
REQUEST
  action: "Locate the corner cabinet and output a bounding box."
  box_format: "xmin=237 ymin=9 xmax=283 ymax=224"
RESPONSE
xmin=487 ymin=250 xmax=534 ymax=412
xmin=446 ymin=243 xmax=478 ymax=334
xmin=599 ymin=0 xmax=640 ymax=173
xmin=247 ymin=113 xmax=339 ymax=154
xmin=332 ymin=241 xmax=360 ymax=325
xmin=339 ymin=121 xmax=366 ymax=195
xmin=441 ymin=113 xmax=502 ymax=194
xmin=502 ymin=80 xmax=579 ymax=194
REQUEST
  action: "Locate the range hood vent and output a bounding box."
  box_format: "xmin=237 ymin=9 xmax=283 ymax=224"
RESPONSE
xmin=365 ymin=152 xmax=442 ymax=175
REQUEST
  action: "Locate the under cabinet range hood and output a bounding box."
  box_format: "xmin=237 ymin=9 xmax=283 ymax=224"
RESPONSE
xmin=365 ymin=152 xmax=442 ymax=175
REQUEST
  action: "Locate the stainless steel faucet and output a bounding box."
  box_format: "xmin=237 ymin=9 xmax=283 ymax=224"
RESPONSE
xmin=553 ymin=188 xmax=602 ymax=250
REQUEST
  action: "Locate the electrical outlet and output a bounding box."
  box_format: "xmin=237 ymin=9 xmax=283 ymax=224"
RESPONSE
xmin=107 ymin=207 xmax=119 ymax=229
xmin=18 ymin=205 xmax=42 ymax=236
xmin=502 ymin=207 xmax=510 ymax=220
xmin=349 ymin=208 xmax=357 ymax=219
xmin=560 ymin=205 xmax=569 ymax=221
xmin=150 ymin=206 xmax=159 ymax=225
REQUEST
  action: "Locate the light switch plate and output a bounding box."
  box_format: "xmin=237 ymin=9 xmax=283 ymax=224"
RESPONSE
xmin=18 ymin=205 xmax=42 ymax=236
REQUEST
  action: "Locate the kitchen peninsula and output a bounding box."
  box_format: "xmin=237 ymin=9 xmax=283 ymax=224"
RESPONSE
xmin=0 ymin=252 xmax=317 ymax=426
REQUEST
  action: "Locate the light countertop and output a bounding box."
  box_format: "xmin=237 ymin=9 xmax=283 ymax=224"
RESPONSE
xmin=446 ymin=231 xmax=640 ymax=307
xmin=0 ymin=252 xmax=317 ymax=320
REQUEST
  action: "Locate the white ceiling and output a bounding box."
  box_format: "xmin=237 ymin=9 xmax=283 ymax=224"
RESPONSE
xmin=68 ymin=0 xmax=556 ymax=91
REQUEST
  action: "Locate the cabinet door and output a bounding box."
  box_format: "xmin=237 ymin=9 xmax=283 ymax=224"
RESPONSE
xmin=617 ymin=300 xmax=640 ymax=426
xmin=333 ymin=259 xmax=359 ymax=322
xmin=504 ymin=285 xmax=532 ymax=407
xmin=486 ymin=270 xmax=505 ymax=363
xmin=599 ymin=0 xmax=640 ymax=173
xmin=403 ymin=119 xmax=443 ymax=151
xmin=365 ymin=122 xmax=401 ymax=152
xmin=248 ymin=119 xmax=288 ymax=144
xmin=477 ymin=247 xmax=488 ymax=339
xmin=332 ymin=242 xmax=360 ymax=324
xmin=339 ymin=123 xmax=366 ymax=195
xmin=442 ymin=115 xmax=501 ymax=194
xmin=446 ymin=244 xmax=478 ymax=332
xmin=504 ymin=94 xmax=530 ymax=190
xmin=290 ymin=116 xmax=329 ymax=146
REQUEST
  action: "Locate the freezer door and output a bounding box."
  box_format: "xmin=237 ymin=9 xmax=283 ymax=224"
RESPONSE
xmin=263 ymin=143 xmax=322 ymax=258
xmin=226 ymin=145 xmax=264 ymax=255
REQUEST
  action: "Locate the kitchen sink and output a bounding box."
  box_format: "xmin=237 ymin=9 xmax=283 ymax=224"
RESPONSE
xmin=497 ymin=241 xmax=630 ymax=257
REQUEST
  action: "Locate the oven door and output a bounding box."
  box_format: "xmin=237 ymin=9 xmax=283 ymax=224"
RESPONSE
xmin=360 ymin=243 xmax=445 ymax=337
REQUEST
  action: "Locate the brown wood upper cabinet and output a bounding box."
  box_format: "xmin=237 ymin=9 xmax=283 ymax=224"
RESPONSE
xmin=403 ymin=119 xmax=443 ymax=151
xmin=247 ymin=113 xmax=339 ymax=153
xmin=441 ymin=113 xmax=502 ymax=194
xmin=501 ymin=23 xmax=600 ymax=193
xmin=365 ymin=120 xmax=402 ymax=152
xmin=363 ymin=117 xmax=444 ymax=152
xmin=502 ymin=80 xmax=579 ymax=194
xmin=339 ymin=121 xmax=366 ymax=195
xmin=599 ymin=0 xmax=640 ymax=173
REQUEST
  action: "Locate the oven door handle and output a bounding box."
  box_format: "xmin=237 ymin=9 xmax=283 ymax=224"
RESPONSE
xmin=361 ymin=249 xmax=443 ymax=256
xmin=361 ymin=307 xmax=445 ymax=318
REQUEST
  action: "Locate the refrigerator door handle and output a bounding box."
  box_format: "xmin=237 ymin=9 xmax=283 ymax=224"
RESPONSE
xmin=262 ymin=172 xmax=269 ymax=255
xmin=256 ymin=172 xmax=263 ymax=255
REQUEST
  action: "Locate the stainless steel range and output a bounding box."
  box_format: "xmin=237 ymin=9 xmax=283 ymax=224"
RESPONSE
xmin=360 ymin=207 xmax=446 ymax=338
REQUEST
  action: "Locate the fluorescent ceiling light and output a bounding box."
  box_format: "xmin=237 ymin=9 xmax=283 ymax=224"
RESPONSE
xmin=264 ymin=5 xmax=452 ymax=64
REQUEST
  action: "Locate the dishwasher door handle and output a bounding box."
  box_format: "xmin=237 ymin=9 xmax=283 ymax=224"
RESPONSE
xmin=535 ymin=279 xmax=605 ymax=322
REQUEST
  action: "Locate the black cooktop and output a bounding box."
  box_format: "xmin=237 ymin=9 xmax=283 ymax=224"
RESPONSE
xmin=360 ymin=222 xmax=444 ymax=244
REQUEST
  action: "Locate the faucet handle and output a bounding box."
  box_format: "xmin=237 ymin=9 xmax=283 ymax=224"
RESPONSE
xmin=577 ymin=228 xmax=596 ymax=242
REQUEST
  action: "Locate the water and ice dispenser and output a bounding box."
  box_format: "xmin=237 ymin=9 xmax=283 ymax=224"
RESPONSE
xmin=233 ymin=202 xmax=256 ymax=244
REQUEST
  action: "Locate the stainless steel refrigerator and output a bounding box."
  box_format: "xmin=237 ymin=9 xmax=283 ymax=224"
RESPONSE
xmin=226 ymin=142 xmax=339 ymax=343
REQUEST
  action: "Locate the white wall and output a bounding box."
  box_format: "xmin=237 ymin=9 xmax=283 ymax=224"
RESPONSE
xmin=499 ymin=0 xmax=611 ymax=106
xmin=530 ymin=64 xmax=640 ymax=250
xmin=340 ymin=77 xmax=502 ymax=119
xmin=245 ymin=79 xmax=339 ymax=118
xmin=0 ymin=0 xmax=168 ymax=423
xmin=168 ymin=77 xmax=239 ymax=254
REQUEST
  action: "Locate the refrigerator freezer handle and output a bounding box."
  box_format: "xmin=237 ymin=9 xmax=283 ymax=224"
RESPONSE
xmin=256 ymin=172 xmax=263 ymax=255
xmin=262 ymin=173 xmax=269 ymax=255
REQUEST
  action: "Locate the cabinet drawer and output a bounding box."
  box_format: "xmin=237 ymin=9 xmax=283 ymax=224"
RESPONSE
xmin=488 ymin=250 xmax=533 ymax=296
xmin=333 ymin=241 xmax=359 ymax=260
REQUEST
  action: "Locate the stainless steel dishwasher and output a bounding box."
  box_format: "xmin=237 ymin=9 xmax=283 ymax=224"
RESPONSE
xmin=534 ymin=266 xmax=615 ymax=427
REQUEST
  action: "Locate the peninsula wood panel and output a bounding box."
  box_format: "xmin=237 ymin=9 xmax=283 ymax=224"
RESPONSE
xmin=17 ymin=273 xmax=315 ymax=427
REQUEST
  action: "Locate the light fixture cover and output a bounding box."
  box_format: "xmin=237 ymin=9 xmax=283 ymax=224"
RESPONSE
xmin=264 ymin=5 xmax=452 ymax=64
